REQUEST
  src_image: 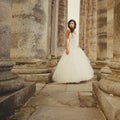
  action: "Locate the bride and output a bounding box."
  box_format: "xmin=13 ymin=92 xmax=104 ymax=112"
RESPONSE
xmin=52 ymin=19 xmax=94 ymax=83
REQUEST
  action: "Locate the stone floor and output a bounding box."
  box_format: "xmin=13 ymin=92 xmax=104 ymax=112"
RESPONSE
xmin=10 ymin=80 xmax=106 ymax=120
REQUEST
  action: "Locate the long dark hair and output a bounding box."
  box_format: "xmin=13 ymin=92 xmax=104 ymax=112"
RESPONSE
xmin=68 ymin=19 xmax=76 ymax=33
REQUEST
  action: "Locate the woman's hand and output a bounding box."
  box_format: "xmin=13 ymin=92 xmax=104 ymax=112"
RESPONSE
xmin=66 ymin=48 xmax=69 ymax=55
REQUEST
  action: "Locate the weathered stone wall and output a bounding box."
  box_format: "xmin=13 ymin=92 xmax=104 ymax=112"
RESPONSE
xmin=11 ymin=0 xmax=51 ymax=60
xmin=0 ymin=0 xmax=11 ymax=59
xmin=57 ymin=0 xmax=67 ymax=57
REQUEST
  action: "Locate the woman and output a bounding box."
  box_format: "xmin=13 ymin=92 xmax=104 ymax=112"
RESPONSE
xmin=52 ymin=19 xmax=94 ymax=83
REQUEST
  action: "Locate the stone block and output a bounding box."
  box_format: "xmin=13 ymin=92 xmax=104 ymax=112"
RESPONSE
xmin=99 ymin=78 xmax=120 ymax=96
xmin=12 ymin=67 xmax=51 ymax=74
xmin=0 ymin=25 xmax=10 ymax=59
xmin=0 ymin=78 xmax=25 ymax=94
xmin=18 ymin=73 xmax=52 ymax=83
xmin=93 ymin=81 xmax=120 ymax=120
xmin=0 ymin=82 xmax=36 ymax=120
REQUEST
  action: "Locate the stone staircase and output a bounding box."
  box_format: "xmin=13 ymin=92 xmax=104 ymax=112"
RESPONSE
xmin=11 ymin=64 xmax=53 ymax=83
xmin=93 ymin=62 xmax=120 ymax=120
xmin=0 ymin=61 xmax=36 ymax=120
xmin=93 ymin=81 xmax=120 ymax=120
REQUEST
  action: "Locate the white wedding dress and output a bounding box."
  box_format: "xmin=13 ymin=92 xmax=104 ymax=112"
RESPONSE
xmin=52 ymin=32 xmax=94 ymax=83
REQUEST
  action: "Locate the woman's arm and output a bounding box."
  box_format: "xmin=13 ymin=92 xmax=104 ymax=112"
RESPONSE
xmin=65 ymin=29 xmax=70 ymax=55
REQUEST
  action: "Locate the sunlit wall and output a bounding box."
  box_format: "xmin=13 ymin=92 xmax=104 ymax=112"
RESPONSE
xmin=68 ymin=0 xmax=80 ymax=40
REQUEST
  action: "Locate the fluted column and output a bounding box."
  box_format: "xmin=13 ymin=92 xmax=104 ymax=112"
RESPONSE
xmin=79 ymin=0 xmax=97 ymax=62
xmin=85 ymin=0 xmax=89 ymax=56
xmin=97 ymin=0 xmax=107 ymax=60
xmin=57 ymin=0 xmax=68 ymax=57
xmin=79 ymin=0 xmax=88 ymax=54
xmin=88 ymin=0 xmax=97 ymax=62
xmin=99 ymin=0 xmax=120 ymax=98
xmin=113 ymin=0 xmax=120 ymax=61
xmin=106 ymin=0 xmax=114 ymax=60
xmin=79 ymin=0 xmax=84 ymax=48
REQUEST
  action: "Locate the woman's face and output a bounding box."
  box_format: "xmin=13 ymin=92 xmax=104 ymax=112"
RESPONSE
xmin=69 ymin=21 xmax=75 ymax=28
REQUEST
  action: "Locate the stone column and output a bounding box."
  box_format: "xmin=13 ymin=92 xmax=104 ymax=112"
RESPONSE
xmin=99 ymin=0 xmax=120 ymax=97
xmin=106 ymin=0 xmax=114 ymax=60
xmin=85 ymin=0 xmax=89 ymax=56
xmin=79 ymin=0 xmax=88 ymax=54
xmin=0 ymin=1 xmax=35 ymax=119
xmin=79 ymin=0 xmax=97 ymax=60
xmin=88 ymin=0 xmax=97 ymax=62
xmin=57 ymin=0 xmax=68 ymax=57
xmin=79 ymin=0 xmax=84 ymax=48
xmin=97 ymin=0 xmax=107 ymax=60
xmin=0 ymin=0 xmax=24 ymax=93
xmin=50 ymin=0 xmax=59 ymax=56
xmin=11 ymin=0 xmax=50 ymax=61
xmin=46 ymin=0 xmax=59 ymax=67
xmin=0 ymin=0 xmax=23 ymax=119
xmin=113 ymin=0 xmax=120 ymax=61
xmin=96 ymin=1 xmax=120 ymax=119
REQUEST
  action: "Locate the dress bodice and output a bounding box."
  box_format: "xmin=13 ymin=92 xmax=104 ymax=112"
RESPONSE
xmin=68 ymin=32 xmax=79 ymax=49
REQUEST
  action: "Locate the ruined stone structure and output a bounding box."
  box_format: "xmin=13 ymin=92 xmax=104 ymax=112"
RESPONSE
xmin=80 ymin=0 xmax=120 ymax=120
xmin=0 ymin=0 xmax=120 ymax=120
xmin=0 ymin=1 xmax=68 ymax=118
xmin=0 ymin=1 xmax=35 ymax=119
xmin=10 ymin=0 xmax=68 ymax=83
xmin=11 ymin=0 xmax=67 ymax=61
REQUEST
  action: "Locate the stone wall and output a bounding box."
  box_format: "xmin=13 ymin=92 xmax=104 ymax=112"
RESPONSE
xmin=11 ymin=0 xmax=51 ymax=60
xmin=0 ymin=0 xmax=11 ymax=59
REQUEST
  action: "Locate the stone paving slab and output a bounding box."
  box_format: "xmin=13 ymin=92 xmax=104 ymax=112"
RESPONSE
xmin=11 ymin=107 xmax=35 ymax=120
xmin=93 ymin=82 xmax=120 ymax=120
xmin=10 ymin=81 xmax=106 ymax=120
xmin=42 ymin=84 xmax=67 ymax=92
xmin=28 ymin=106 xmax=106 ymax=120
xmin=28 ymin=90 xmax=79 ymax=108
xmin=79 ymin=91 xmax=97 ymax=107
xmin=35 ymin=83 xmax=46 ymax=95
xmin=66 ymin=80 xmax=93 ymax=92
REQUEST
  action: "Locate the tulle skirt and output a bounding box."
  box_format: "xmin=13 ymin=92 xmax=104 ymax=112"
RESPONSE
xmin=52 ymin=46 xmax=94 ymax=83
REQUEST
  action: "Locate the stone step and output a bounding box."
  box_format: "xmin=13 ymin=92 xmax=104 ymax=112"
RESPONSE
xmin=0 ymin=71 xmax=18 ymax=81
xmin=79 ymin=91 xmax=97 ymax=107
xmin=99 ymin=78 xmax=120 ymax=97
xmin=18 ymin=73 xmax=52 ymax=83
xmin=0 ymin=82 xmax=36 ymax=120
xmin=13 ymin=64 xmax=48 ymax=69
xmin=93 ymin=81 xmax=120 ymax=120
xmin=12 ymin=68 xmax=51 ymax=74
xmin=0 ymin=77 xmax=24 ymax=94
